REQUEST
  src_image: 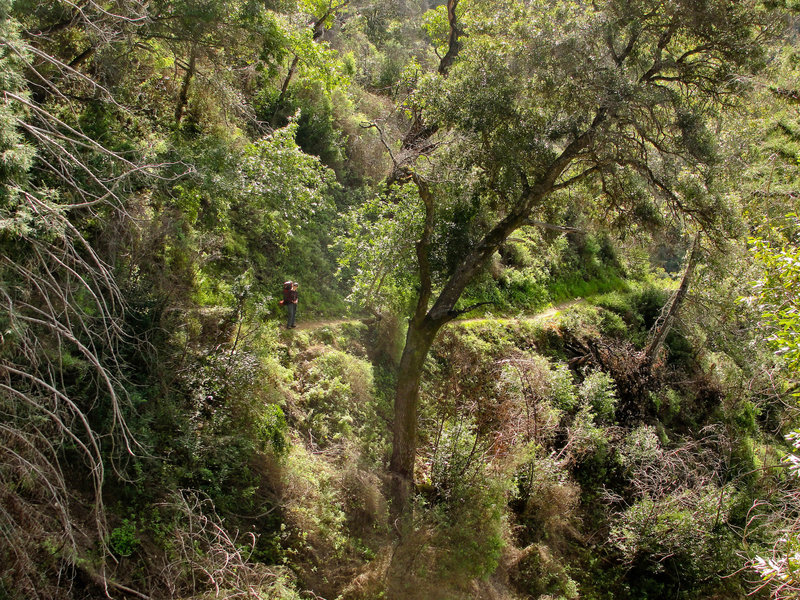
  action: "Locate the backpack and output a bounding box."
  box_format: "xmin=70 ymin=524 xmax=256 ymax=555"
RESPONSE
xmin=280 ymin=281 xmax=292 ymax=305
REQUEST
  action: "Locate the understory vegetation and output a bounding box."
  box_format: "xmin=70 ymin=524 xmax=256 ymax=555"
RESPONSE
xmin=2 ymin=0 xmax=800 ymax=599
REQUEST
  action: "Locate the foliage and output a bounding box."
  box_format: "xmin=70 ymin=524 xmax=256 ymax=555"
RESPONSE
xmin=108 ymin=518 xmax=140 ymax=558
xmin=753 ymin=433 xmax=800 ymax=597
xmin=336 ymin=184 xmax=423 ymax=314
xmin=578 ymin=371 xmax=618 ymax=423
xmin=0 ymin=0 xmax=797 ymax=598
xmin=751 ymin=216 xmax=800 ymax=374
xmin=236 ymin=117 xmax=337 ymax=247
xmin=293 ymin=346 xmax=385 ymax=455
xmin=748 ymin=219 xmax=800 ymax=597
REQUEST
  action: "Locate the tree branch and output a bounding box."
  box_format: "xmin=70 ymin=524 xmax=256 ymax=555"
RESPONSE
xmin=640 ymin=23 xmax=677 ymax=83
xmin=552 ymin=164 xmax=603 ymax=190
xmin=411 ymin=173 xmax=436 ymax=324
xmin=427 ymin=107 xmax=609 ymax=322
xmin=448 ymin=301 xmax=495 ymax=319
xmin=438 ymin=0 xmax=463 ymax=76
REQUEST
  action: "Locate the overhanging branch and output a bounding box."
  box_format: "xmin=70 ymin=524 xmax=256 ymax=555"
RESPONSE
xmin=449 ymin=301 xmax=495 ymax=319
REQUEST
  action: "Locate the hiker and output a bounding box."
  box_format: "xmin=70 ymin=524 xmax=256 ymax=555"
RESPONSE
xmin=280 ymin=280 xmax=299 ymax=328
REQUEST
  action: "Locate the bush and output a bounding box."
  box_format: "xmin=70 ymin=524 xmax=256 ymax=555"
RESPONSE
xmin=294 ymin=348 xmax=384 ymax=456
xmin=109 ymin=518 xmax=139 ymax=557
xmin=579 ymin=371 xmax=618 ymax=423
xmin=283 ymin=445 xmax=349 ymax=560
xmin=498 ymin=266 xmax=549 ymax=309
xmin=593 ymin=282 xmax=672 ymax=344
xmin=513 ymin=455 xmax=579 ymax=548
xmin=389 ymin=456 xmax=510 ymax=596
xmin=511 ymin=544 xmax=580 ymax=600
xmin=432 ymin=478 xmax=507 ymax=581
xmin=610 ymin=485 xmax=740 ymax=594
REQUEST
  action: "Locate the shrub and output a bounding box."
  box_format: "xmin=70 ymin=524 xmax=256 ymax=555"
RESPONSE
xmin=609 ymin=485 xmax=740 ymax=593
xmin=109 ymin=518 xmax=139 ymax=557
xmin=503 ymin=240 xmax=536 ymax=268
xmin=578 ymin=371 xmax=618 ymax=423
xmin=391 ymin=464 xmax=510 ymax=596
xmin=549 ymin=363 xmax=578 ymax=413
xmin=294 ymin=348 xmax=383 ymax=455
xmin=513 ymin=455 xmax=579 ymax=548
xmin=511 ymin=543 xmax=579 ymax=599
xmin=282 ymin=445 xmax=349 ymax=562
xmin=413 ymin=411 xmax=511 ymax=588
xmin=257 ymin=404 xmax=289 ymax=456
xmin=593 ymin=282 xmax=673 ymax=344
xmin=429 ymin=419 xmax=482 ymax=501
xmin=152 ymin=491 xmax=297 ymax=599
xmin=498 ymin=266 xmax=549 ymax=310
xmin=494 ymin=354 xmax=564 ymax=450
xmin=432 ymin=478 xmax=507 ymax=581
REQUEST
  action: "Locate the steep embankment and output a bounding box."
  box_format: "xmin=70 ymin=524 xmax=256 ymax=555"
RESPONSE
xmin=266 ymin=287 xmax=784 ymax=600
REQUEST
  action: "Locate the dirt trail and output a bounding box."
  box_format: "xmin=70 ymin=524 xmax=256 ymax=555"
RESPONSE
xmin=452 ymin=298 xmax=584 ymax=327
xmin=294 ymin=318 xmax=359 ymax=331
xmin=289 ymin=298 xmax=585 ymax=332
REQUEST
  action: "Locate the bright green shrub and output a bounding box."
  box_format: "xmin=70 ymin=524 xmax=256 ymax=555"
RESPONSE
xmin=570 ymin=405 xmax=610 ymax=459
xmin=610 ymin=485 xmax=739 ymax=590
xmin=258 ymin=404 xmax=289 ymax=456
xmin=503 ymin=240 xmax=536 ymax=268
xmin=579 ymin=371 xmax=618 ymax=423
xmin=548 ymin=363 xmax=578 ymax=412
xmin=498 ymin=266 xmax=549 ymax=309
xmin=618 ymin=425 xmax=662 ymax=470
xmin=435 ymin=487 xmax=507 ymax=581
xmin=282 ymin=445 xmax=351 ymax=570
xmin=423 ymin=447 xmax=509 ymax=585
xmin=429 ymin=419 xmax=482 ymax=500
xmin=295 ymin=348 xmax=384 ymax=456
xmin=108 ymin=518 xmax=139 ymax=558
xmin=593 ymin=282 xmax=673 ymax=344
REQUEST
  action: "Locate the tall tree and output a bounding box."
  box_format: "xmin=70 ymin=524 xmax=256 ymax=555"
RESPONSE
xmin=385 ymin=0 xmax=783 ymax=509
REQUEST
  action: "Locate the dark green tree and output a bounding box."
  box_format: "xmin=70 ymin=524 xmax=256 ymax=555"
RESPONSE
xmin=383 ymin=0 xmax=784 ymax=508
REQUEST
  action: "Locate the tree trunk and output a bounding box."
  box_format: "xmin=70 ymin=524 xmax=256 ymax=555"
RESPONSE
xmin=175 ymin=45 xmax=197 ymax=126
xmin=272 ymin=54 xmax=299 ymax=125
xmin=389 ymin=317 xmax=440 ymax=514
xmin=643 ymin=235 xmax=702 ymax=368
xmin=272 ymin=6 xmax=338 ymax=126
xmin=437 ymin=0 xmax=462 ymax=76
xmin=386 ymin=112 xmax=607 ymax=516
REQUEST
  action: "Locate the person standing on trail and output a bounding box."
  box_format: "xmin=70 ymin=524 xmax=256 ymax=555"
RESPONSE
xmin=281 ymin=280 xmax=299 ymax=328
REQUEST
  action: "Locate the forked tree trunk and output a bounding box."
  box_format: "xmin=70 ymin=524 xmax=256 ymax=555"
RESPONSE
xmin=386 ymin=113 xmax=606 ymax=515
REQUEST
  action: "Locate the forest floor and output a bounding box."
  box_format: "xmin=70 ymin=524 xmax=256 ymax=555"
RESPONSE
xmin=293 ymin=298 xmax=585 ymax=331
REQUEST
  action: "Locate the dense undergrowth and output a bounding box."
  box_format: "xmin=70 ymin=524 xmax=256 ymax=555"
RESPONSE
xmin=29 ymin=278 xmax=786 ymax=600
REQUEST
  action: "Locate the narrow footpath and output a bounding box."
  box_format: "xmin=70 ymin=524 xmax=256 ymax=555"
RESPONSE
xmin=292 ymin=298 xmax=585 ymax=332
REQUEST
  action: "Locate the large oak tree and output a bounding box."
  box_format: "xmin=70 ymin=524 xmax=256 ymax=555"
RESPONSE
xmin=383 ymin=0 xmax=783 ymax=508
